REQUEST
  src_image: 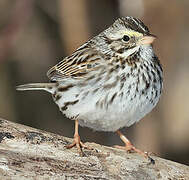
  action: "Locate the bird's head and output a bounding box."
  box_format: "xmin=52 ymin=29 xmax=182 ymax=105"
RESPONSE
xmin=99 ymin=17 xmax=156 ymax=59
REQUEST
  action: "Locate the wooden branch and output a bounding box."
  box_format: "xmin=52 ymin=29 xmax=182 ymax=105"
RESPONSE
xmin=0 ymin=118 xmax=188 ymax=179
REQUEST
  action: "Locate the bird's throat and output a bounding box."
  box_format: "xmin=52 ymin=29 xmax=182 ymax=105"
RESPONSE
xmin=119 ymin=46 xmax=140 ymax=59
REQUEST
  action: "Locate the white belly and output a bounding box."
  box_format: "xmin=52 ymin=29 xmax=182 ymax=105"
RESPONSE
xmin=53 ymin=64 xmax=162 ymax=132
xmin=78 ymin=94 xmax=159 ymax=132
xmin=51 ymin=46 xmax=162 ymax=132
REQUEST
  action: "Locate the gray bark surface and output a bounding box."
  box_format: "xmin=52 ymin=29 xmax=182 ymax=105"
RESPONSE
xmin=0 ymin=118 xmax=188 ymax=179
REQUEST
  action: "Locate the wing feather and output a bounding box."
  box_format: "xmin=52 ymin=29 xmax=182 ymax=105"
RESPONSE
xmin=47 ymin=45 xmax=102 ymax=81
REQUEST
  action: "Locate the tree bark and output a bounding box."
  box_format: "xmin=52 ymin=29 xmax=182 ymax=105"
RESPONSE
xmin=0 ymin=118 xmax=188 ymax=179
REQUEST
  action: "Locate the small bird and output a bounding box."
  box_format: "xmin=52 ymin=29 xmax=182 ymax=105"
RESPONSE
xmin=17 ymin=17 xmax=163 ymax=162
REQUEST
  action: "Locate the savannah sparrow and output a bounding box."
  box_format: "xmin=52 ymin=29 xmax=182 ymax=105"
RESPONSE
xmin=17 ymin=17 xmax=163 ymax=162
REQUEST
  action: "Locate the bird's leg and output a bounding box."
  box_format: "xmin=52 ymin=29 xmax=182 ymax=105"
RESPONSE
xmin=114 ymin=130 xmax=155 ymax=164
xmin=66 ymin=120 xmax=93 ymax=156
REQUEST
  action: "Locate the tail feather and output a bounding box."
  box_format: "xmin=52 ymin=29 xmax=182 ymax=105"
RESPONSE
xmin=16 ymin=83 xmax=55 ymax=93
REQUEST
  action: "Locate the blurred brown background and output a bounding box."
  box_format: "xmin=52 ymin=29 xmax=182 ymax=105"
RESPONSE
xmin=0 ymin=0 xmax=189 ymax=165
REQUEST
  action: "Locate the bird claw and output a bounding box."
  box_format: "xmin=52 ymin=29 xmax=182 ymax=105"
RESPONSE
xmin=114 ymin=144 xmax=136 ymax=152
xmin=147 ymin=155 xmax=155 ymax=165
xmin=114 ymin=144 xmax=155 ymax=164
xmin=66 ymin=134 xmax=93 ymax=156
xmin=113 ymin=145 xmax=133 ymax=152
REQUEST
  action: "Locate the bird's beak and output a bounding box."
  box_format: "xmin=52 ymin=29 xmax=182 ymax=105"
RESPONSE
xmin=139 ymin=34 xmax=157 ymax=45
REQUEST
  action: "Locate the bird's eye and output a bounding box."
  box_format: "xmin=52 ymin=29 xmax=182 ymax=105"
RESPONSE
xmin=123 ymin=35 xmax=130 ymax=42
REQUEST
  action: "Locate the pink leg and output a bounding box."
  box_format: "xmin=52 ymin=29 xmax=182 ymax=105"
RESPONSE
xmin=66 ymin=120 xmax=93 ymax=156
xmin=114 ymin=130 xmax=155 ymax=164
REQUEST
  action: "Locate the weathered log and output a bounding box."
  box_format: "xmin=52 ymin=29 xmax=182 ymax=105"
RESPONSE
xmin=0 ymin=118 xmax=188 ymax=179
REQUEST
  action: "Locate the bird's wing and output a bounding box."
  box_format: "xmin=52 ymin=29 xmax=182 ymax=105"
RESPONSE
xmin=47 ymin=44 xmax=103 ymax=81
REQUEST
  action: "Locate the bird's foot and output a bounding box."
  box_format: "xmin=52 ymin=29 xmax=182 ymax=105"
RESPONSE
xmin=66 ymin=134 xmax=93 ymax=156
xmin=114 ymin=144 xmax=155 ymax=164
xmin=114 ymin=131 xmax=155 ymax=164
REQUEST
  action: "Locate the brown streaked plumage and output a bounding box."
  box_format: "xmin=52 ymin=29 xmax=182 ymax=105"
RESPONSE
xmin=16 ymin=17 xmax=163 ymax=163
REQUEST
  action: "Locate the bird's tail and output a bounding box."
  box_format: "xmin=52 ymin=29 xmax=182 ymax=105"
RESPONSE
xmin=16 ymin=83 xmax=55 ymax=93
